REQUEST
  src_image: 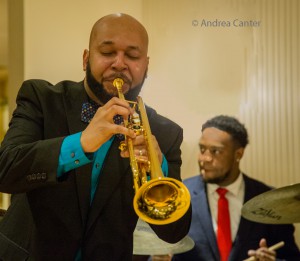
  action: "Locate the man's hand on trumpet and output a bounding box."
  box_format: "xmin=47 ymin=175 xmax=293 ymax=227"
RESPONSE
xmin=80 ymin=97 xmax=136 ymax=153
xmin=120 ymin=133 xmax=163 ymax=164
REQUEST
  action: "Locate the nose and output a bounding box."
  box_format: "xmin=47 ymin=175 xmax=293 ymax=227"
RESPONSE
xmin=112 ymin=53 xmax=128 ymax=71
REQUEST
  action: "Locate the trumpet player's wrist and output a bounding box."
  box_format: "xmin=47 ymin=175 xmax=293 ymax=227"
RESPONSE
xmin=80 ymin=129 xmax=108 ymax=153
xmin=57 ymin=132 xmax=95 ymax=177
xmin=80 ymin=130 xmax=93 ymax=153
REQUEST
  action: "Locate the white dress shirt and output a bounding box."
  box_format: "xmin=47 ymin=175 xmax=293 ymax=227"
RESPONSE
xmin=207 ymin=173 xmax=245 ymax=241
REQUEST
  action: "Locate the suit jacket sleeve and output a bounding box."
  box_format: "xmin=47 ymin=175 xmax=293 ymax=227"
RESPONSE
xmin=0 ymin=80 xmax=65 ymax=193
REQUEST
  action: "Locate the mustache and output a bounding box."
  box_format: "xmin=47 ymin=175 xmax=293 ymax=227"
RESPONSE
xmin=103 ymin=73 xmax=131 ymax=85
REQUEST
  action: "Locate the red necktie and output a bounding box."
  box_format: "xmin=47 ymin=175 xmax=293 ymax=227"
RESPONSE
xmin=216 ymin=188 xmax=232 ymax=261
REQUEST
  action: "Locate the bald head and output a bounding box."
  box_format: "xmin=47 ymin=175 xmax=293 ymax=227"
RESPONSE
xmin=89 ymin=13 xmax=149 ymax=53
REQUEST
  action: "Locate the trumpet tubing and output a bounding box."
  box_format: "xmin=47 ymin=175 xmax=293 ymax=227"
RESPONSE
xmin=112 ymin=78 xmax=190 ymax=225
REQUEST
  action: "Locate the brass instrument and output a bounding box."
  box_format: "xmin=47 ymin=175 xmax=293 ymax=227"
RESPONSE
xmin=113 ymin=78 xmax=190 ymax=225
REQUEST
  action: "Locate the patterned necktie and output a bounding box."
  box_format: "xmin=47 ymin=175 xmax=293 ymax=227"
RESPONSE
xmin=81 ymin=101 xmax=124 ymax=140
xmin=216 ymin=187 xmax=232 ymax=261
xmin=113 ymin=114 xmax=125 ymax=141
xmin=81 ymin=101 xmax=99 ymax=123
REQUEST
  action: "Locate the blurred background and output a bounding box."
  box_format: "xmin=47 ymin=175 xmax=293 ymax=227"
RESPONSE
xmin=0 ymin=0 xmax=299 ymax=244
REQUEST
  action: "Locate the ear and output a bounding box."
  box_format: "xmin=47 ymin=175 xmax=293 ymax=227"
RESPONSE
xmin=235 ymin=147 xmax=244 ymax=162
xmin=83 ymin=49 xmax=89 ymax=71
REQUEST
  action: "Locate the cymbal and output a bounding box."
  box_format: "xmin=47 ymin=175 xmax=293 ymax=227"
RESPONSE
xmin=242 ymin=183 xmax=300 ymax=224
xmin=133 ymin=219 xmax=195 ymax=255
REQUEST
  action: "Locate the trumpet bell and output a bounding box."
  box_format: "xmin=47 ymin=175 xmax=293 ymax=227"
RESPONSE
xmin=133 ymin=177 xmax=191 ymax=225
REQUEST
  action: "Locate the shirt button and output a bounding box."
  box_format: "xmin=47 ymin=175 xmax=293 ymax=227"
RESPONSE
xmin=95 ymin=163 xmax=100 ymax=168
xmin=71 ymin=152 xmax=75 ymax=158
xmin=75 ymin=160 xmax=80 ymax=164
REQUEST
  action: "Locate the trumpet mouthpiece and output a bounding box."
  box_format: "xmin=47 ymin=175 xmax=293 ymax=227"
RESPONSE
xmin=113 ymin=78 xmax=124 ymax=90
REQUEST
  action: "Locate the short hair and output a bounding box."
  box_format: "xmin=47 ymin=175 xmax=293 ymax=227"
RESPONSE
xmin=201 ymin=115 xmax=249 ymax=148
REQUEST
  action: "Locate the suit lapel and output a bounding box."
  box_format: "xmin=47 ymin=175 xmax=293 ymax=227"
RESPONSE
xmin=237 ymin=175 xmax=257 ymax=238
xmin=230 ymin=174 xmax=256 ymax=260
xmin=62 ymin=81 xmax=92 ymax=226
xmin=85 ymin=138 xmax=131 ymax=233
xmin=63 ymin=81 xmax=88 ymax=134
xmin=193 ymin=178 xmax=219 ymax=260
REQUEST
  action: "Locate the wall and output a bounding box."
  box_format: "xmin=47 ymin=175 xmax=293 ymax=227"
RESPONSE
xmin=22 ymin=0 xmax=257 ymax=179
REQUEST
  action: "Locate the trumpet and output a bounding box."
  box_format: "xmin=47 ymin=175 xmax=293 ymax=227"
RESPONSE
xmin=113 ymin=78 xmax=190 ymax=225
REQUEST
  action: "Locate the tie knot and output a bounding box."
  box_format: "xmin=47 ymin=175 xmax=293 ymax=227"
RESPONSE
xmin=217 ymin=187 xmax=228 ymax=197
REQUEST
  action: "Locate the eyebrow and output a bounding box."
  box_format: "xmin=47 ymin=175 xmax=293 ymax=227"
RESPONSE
xmin=99 ymin=40 xmax=114 ymax=46
xmin=199 ymin=144 xmax=224 ymax=150
xmin=99 ymin=41 xmax=141 ymax=51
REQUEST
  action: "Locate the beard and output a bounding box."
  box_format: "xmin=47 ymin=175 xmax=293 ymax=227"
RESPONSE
xmin=85 ymin=62 xmax=146 ymax=104
xmin=202 ymin=172 xmax=230 ymax=184
xmin=199 ymin=163 xmax=231 ymax=185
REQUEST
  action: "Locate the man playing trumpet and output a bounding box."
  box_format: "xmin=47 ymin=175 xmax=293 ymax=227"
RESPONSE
xmin=0 ymin=13 xmax=191 ymax=261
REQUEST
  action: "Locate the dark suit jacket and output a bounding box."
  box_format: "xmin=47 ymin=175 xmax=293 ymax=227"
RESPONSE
xmin=173 ymin=174 xmax=300 ymax=261
xmin=0 ymin=80 xmax=191 ymax=261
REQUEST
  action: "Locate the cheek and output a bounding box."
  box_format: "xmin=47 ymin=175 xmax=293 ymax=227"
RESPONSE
xmin=131 ymin=61 xmax=147 ymax=75
xmin=91 ymin=56 xmax=111 ymax=74
xmin=132 ymin=65 xmax=143 ymax=75
xmin=217 ymin=158 xmax=233 ymax=172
